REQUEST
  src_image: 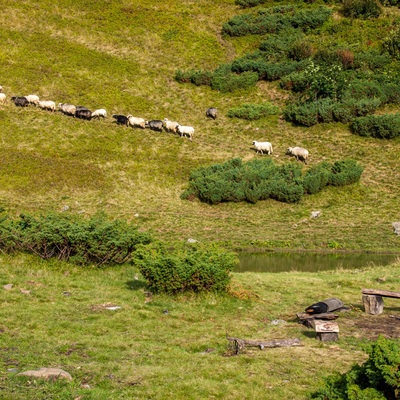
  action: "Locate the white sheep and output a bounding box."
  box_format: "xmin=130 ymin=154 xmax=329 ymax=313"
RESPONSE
xmin=127 ymin=114 xmax=146 ymax=128
xmin=0 ymin=93 xmax=6 ymax=105
xmin=177 ymin=125 xmax=194 ymax=140
xmin=91 ymin=108 xmax=107 ymax=119
xmin=38 ymin=100 xmax=56 ymax=112
xmin=252 ymin=140 xmax=273 ymax=155
xmin=25 ymin=95 xmax=40 ymax=106
xmin=163 ymin=118 xmax=179 ymax=133
xmin=58 ymin=103 xmax=77 ymax=116
xmin=286 ymin=146 xmax=309 ymax=164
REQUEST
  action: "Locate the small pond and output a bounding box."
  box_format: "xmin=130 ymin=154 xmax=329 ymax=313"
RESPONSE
xmin=236 ymin=252 xmax=399 ymax=273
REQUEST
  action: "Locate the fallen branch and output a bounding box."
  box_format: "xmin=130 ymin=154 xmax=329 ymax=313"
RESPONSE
xmin=226 ymin=335 xmax=302 ymax=355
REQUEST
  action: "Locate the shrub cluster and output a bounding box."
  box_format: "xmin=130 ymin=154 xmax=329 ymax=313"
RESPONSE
xmin=227 ymin=102 xmax=280 ymax=120
xmin=309 ymin=336 xmax=400 ymax=399
xmin=132 ymin=242 xmax=238 ymax=294
xmin=382 ymin=28 xmax=400 ymax=60
xmin=0 ymin=212 xmax=152 ymax=265
xmin=235 ymin=0 xmax=268 ymax=8
xmin=351 ymin=113 xmax=400 ymax=138
xmin=181 ymin=158 xmax=363 ymax=204
xmin=341 ymin=0 xmax=383 ymax=19
xmin=222 ymin=6 xmax=332 ymax=37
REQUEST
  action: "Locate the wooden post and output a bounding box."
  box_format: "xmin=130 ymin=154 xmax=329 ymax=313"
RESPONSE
xmin=362 ymin=294 xmax=384 ymax=315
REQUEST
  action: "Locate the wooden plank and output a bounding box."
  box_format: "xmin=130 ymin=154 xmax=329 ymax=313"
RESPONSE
xmin=362 ymin=289 xmax=400 ymax=299
xmin=310 ymin=320 xmax=339 ymax=333
xmin=297 ymin=312 xmax=339 ymax=321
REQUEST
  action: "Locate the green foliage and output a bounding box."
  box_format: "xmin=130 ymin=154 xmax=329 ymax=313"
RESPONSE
xmin=132 ymin=242 xmax=238 ymax=294
xmin=351 ymin=113 xmax=400 ymax=138
xmin=227 ymin=102 xmax=280 ymax=120
xmin=211 ymin=64 xmax=259 ymax=92
xmin=222 ymin=6 xmax=332 ymax=37
xmin=235 ymin=0 xmax=268 ymax=7
xmin=309 ymin=336 xmax=400 ymax=399
xmin=182 ymin=158 xmax=363 ymax=204
xmin=329 ymin=160 xmax=364 ymax=186
xmin=341 ymin=0 xmax=383 ymax=19
xmin=0 ymin=212 xmax=152 ymax=265
xmin=382 ymin=28 xmax=400 ymax=60
xmin=174 ymin=69 xmax=213 ymax=86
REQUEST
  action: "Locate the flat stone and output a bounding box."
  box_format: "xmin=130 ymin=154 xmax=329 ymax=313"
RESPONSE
xmin=392 ymin=222 xmax=400 ymax=235
xmin=18 ymin=367 xmax=72 ymax=381
xmin=3 ymin=284 xmax=13 ymax=290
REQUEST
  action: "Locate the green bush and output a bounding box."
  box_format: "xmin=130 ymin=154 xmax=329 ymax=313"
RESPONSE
xmin=174 ymin=69 xmax=213 ymax=86
xmin=235 ymin=0 xmax=268 ymax=7
xmin=0 ymin=212 xmax=152 ymax=265
xmin=351 ymin=113 xmax=400 ymax=138
xmin=132 ymin=242 xmax=238 ymax=294
xmin=341 ymin=0 xmax=383 ymax=19
xmin=309 ymin=336 xmax=400 ymax=399
xmin=211 ymin=64 xmax=259 ymax=92
xmin=382 ymin=28 xmax=400 ymax=60
xmin=303 ymin=162 xmax=332 ymax=194
xmin=332 ymin=97 xmax=381 ymax=123
xmin=328 ymin=160 xmax=364 ymax=186
xmin=227 ymin=102 xmax=280 ymax=120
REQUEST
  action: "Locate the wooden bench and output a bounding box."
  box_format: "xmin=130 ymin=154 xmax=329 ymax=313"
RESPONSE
xmin=362 ymin=288 xmax=400 ymax=315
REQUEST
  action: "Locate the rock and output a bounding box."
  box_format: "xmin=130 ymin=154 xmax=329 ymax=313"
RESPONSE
xmin=3 ymin=284 xmax=13 ymax=290
xmin=187 ymin=238 xmax=197 ymax=243
xmin=18 ymin=367 xmax=72 ymax=381
xmin=392 ymin=222 xmax=400 ymax=235
xmin=19 ymin=289 xmax=31 ymax=295
xmin=311 ymin=211 xmax=321 ymax=218
xmin=62 ymin=205 xmax=69 ymax=211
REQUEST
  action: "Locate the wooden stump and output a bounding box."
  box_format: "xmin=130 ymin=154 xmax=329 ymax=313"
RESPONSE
xmin=362 ymin=294 xmax=384 ymax=315
xmin=311 ymin=320 xmax=339 ymax=341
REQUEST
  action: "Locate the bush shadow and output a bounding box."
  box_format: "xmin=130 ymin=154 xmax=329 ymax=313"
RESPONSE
xmin=125 ymin=280 xmax=147 ymax=291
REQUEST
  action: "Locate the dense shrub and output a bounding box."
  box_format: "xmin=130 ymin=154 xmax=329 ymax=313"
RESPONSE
xmin=132 ymin=242 xmax=238 ymax=294
xmin=341 ymin=0 xmax=383 ymax=19
xmin=351 ymin=113 xmax=400 ymax=138
xmin=309 ymin=336 xmax=400 ymax=399
xmin=222 ymin=6 xmax=332 ymax=37
xmin=329 ymin=160 xmax=364 ymax=186
xmin=174 ymin=69 xmax=213 ymax=86
xmin=353 ymin=50 xmax=392 ymax=71
xmin=382 ymin=28 xmax=400 ymax=60
xmin=0 ymin=212 xmax=152 ymax=265
xmin=288 ymin=40 xmax=314 ymax=61
xmin=332 ymin=97 xmax=381 ymax=122
xmin=227 ymin=102 xmax=280 ymax=120
xmin=211 ymin=64 xmax=259 ymax=92
xmin=235 ymin=0 xmax=268 ymax=7
xmin=303 ymin=162 xmax=332 ymax=194
xmin=182 ymin=158 xmax=363 ymax=204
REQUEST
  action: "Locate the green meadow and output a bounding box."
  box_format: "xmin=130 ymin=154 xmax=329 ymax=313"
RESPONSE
xmin=0 ymin=0 xmax=400 ymax=398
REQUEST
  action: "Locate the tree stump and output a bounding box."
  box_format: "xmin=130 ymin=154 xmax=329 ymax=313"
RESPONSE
xmin=311 ymin=320 xmax=339 ymax=341
xmin=362 ymin=294 xmax=384 ymax=315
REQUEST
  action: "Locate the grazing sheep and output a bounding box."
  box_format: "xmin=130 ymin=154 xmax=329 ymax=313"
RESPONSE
xmin=58 ymin=103 xmax=77 ymax=117
xmin=286 ymin=146 xmax=309 ymax=164
xmin=206 ymin=107 xmax=217 ymax=119
xmin=24 ymin=95 xmax=40 ymax=106
xmin=75 ymin=108 xmax=92 ymax=120
xmin=11 ymin=96 xmax=29 ymax=107
xmin=127 ymin=114 xmax=146 ymax=129
xmin=163 ymin=118 xmax=179 ymax=133
xmin=145 ymin=120 xmax=163 ymax=132
xmin=112 ymin=114 xmax=129 ymax=126
xmin=252 ymin=140 xmax=273 ymax=155
xmin=0 ymin=93 xmax=6 ymax=105
xmin=38 ymin=100 xmax=56 ymax=112
xmin=91 ymin=108 xmax=107 ymax=119
xmin=177 ymin=125 xmax=194 ymax=141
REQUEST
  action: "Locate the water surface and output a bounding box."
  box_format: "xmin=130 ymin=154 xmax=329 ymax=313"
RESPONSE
xmin=236 ymin=252 xmax=399 ymax=273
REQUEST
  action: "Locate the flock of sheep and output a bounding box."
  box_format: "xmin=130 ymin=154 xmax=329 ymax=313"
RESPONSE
xmin=0 ymin=86 xmax=202 ymax=141
xmin=0 ymin=86 xmax=308 ymax=161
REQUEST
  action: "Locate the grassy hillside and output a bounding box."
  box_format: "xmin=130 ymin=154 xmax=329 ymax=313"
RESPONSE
xmin=1 ymin=253 xmax=400 ymax=399
xmin=0 ymin=0 xmax=399 ymax=252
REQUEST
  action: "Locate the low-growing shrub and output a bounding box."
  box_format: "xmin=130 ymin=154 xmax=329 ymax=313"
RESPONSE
xmin=235 ymin=0 xmax=268 ymax=7
xmin=227 ymin=102 xmax=280 ymax=120
xmin=332 ymin=97 xmax=381 ymax=123
xmin=211 ymin=64 xmax=259 ymax=92
xmin=174 ymin=69 xmax=213 ymax=86
xmin=341 ymin=0 xmax=383 ymax=19
xmin=309 ymin=336 xmax=400 ymax=399
xmin=329 ymin=159 xmax=364 ymax=186
xmin=351 ymin=113 xmax=400 ymax=138
xmin=132 ymin=242 xmax=238 ymax=294
xmin=0 ymin=212 xmax=152 ymax=265
xmin=303 ymin=162 xmax=332 ymax=194
xmin=382 ymin=28 xmax=400 ymax=60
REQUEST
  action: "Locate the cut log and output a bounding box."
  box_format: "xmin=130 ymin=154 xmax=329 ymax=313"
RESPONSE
xmin=362 ymin=289 xmax=400 ymax=299
xmin=362 ymin=294 xmax=384 ymax=315
xmin=297 ymin=312 xmax=339 ymax=321
xmin=305 ymin=298 xmax=344 ymax=314
xmin=226 ymin=336 xmax=301 ymax=355
xmin=311 ymin=320 xmax=339 ymax=341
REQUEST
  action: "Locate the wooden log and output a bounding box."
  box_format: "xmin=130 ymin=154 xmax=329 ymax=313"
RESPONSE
xmin=297 ymin=312 xmax=339 ymax=321
xmin=226 ymin=336 xmax=301 ymax=355
xmin=362 ymin=289 xmax=400 ymax=299
xmin=363 ymin=294 xmax=384 ymax=315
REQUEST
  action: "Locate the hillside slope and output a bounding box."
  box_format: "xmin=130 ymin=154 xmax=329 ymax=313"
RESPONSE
xmin=0 ymin=0 xmax=399 ymax=251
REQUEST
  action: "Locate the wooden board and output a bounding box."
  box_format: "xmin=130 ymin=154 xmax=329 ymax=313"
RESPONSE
xmin=362 ymin=289 xmax=400 ymax=299
xmin=310 ymin=319 xmax=339 ymax=333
